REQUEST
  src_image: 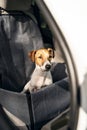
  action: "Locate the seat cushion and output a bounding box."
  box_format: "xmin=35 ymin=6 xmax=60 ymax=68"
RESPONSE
xmin=30 ymin=80 xmax=70 ymax=130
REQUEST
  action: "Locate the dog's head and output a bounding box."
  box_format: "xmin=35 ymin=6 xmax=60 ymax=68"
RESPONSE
xmin=28 ymin=48 xmax=54 ymax=71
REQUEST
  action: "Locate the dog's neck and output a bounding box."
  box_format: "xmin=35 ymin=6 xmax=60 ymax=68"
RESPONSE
xmin=33 ymin=67 xmax=49 ymax=77
xmin=30 ymin=65 xmax=52 ymax=88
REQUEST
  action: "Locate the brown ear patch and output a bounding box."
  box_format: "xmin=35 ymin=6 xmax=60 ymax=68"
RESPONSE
xmin=28 ymin=50 xmax=36 ymax=62
xmin=48 ymin=48 xmax=55 ymax=58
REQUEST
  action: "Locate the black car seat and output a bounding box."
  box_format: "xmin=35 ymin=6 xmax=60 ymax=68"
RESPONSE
xmin=0 ymin=11 xmax=70 ymax=130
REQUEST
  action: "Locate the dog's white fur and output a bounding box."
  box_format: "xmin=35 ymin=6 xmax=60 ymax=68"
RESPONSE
xmin=3 ymin=48 xmax=54 ymax=129
xmin=22 ymin=48 xmax=54 ymax=93
xmin=22 ymin=62 xmax=52 ymax=93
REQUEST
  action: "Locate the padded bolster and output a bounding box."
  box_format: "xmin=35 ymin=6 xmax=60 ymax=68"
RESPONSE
xmin=30 ymin=81 xmax=70 ymax=130
xmin=0 ymin=78 xmax=70 ymax=130
xmin=0 ymin=89 xmax=30 ymax=125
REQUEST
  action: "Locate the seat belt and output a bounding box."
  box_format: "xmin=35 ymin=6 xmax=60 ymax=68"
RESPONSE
xmin=0 ymin=89 xmax=30 ymax=126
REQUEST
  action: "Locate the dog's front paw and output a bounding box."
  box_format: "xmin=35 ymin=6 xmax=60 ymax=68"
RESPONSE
xmin=32 ymin=87 xmax=39 ymax=92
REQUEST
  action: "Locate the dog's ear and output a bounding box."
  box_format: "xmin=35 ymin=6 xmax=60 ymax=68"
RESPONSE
xmin=48 ymin=48 xmax=55 ymax=58
xmin=28 ymin=50 xmax=36 ymax=62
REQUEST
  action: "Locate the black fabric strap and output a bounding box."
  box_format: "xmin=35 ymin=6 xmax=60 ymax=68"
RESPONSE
xmin=26 ymin=93 xmax=34 ymax=130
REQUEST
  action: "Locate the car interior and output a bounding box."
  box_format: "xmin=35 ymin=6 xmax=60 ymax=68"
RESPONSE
xmin=31 ymin=2 xmax=71 ymax=130
xmin=0 ymin=0 xmax=78 ymax=130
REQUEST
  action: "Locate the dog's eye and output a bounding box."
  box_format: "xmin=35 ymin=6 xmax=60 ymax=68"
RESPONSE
xmin=49 ymin=56 xmax=52 ymax=58
xmin=38 ymin=56 xmax=42 ymax=59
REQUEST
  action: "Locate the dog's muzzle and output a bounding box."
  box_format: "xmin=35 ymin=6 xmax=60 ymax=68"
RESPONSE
xmin=45 ymin=64 xmax=51 ymax=71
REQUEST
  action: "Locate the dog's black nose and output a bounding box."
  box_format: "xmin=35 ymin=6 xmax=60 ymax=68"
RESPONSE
xmin=45 ymin=64 xmax=51 ymax=70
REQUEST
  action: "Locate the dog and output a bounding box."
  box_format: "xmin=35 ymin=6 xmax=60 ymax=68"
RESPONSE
xmin=3 ymin=48 xmax=54 ymax=130
xmin=22 ymin=48 xmax=54 ymax=93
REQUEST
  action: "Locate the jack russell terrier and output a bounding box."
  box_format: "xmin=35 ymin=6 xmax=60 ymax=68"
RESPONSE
xmin=22 ymin=48 xmax=54 ymax=93
xmin=3 ymin=48 xmax=54 ymax=130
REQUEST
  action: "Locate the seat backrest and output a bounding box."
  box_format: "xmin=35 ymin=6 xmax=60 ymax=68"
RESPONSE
xmin=0 ymin=12 xmax=70 ymax=130
xmin=0 ymin=12 xmax=44 ymax=92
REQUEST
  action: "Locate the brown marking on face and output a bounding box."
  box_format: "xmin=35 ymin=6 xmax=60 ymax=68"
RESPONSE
xmin=48 ymin=48 xmax=55 ymax=58
xmin=35 ymin=48 xmax=54 ymax=66
xmin=28 ymin=50 xmax=36 ymax=62
xmin=28 ymin=48 xmax=54 ymax=66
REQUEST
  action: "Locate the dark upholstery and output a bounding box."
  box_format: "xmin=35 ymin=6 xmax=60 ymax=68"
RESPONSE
xmin=0 ymin=11 xmax=44 ymax=92
xmin=0 ymin=11 xmax=70 ymax=130
xmin=31 ymin=82 xmax=70 ymax=130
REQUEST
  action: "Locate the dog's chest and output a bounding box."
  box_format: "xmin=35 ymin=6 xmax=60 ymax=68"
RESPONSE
xmin=30 ymin=69 xmax=52 ymax=87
